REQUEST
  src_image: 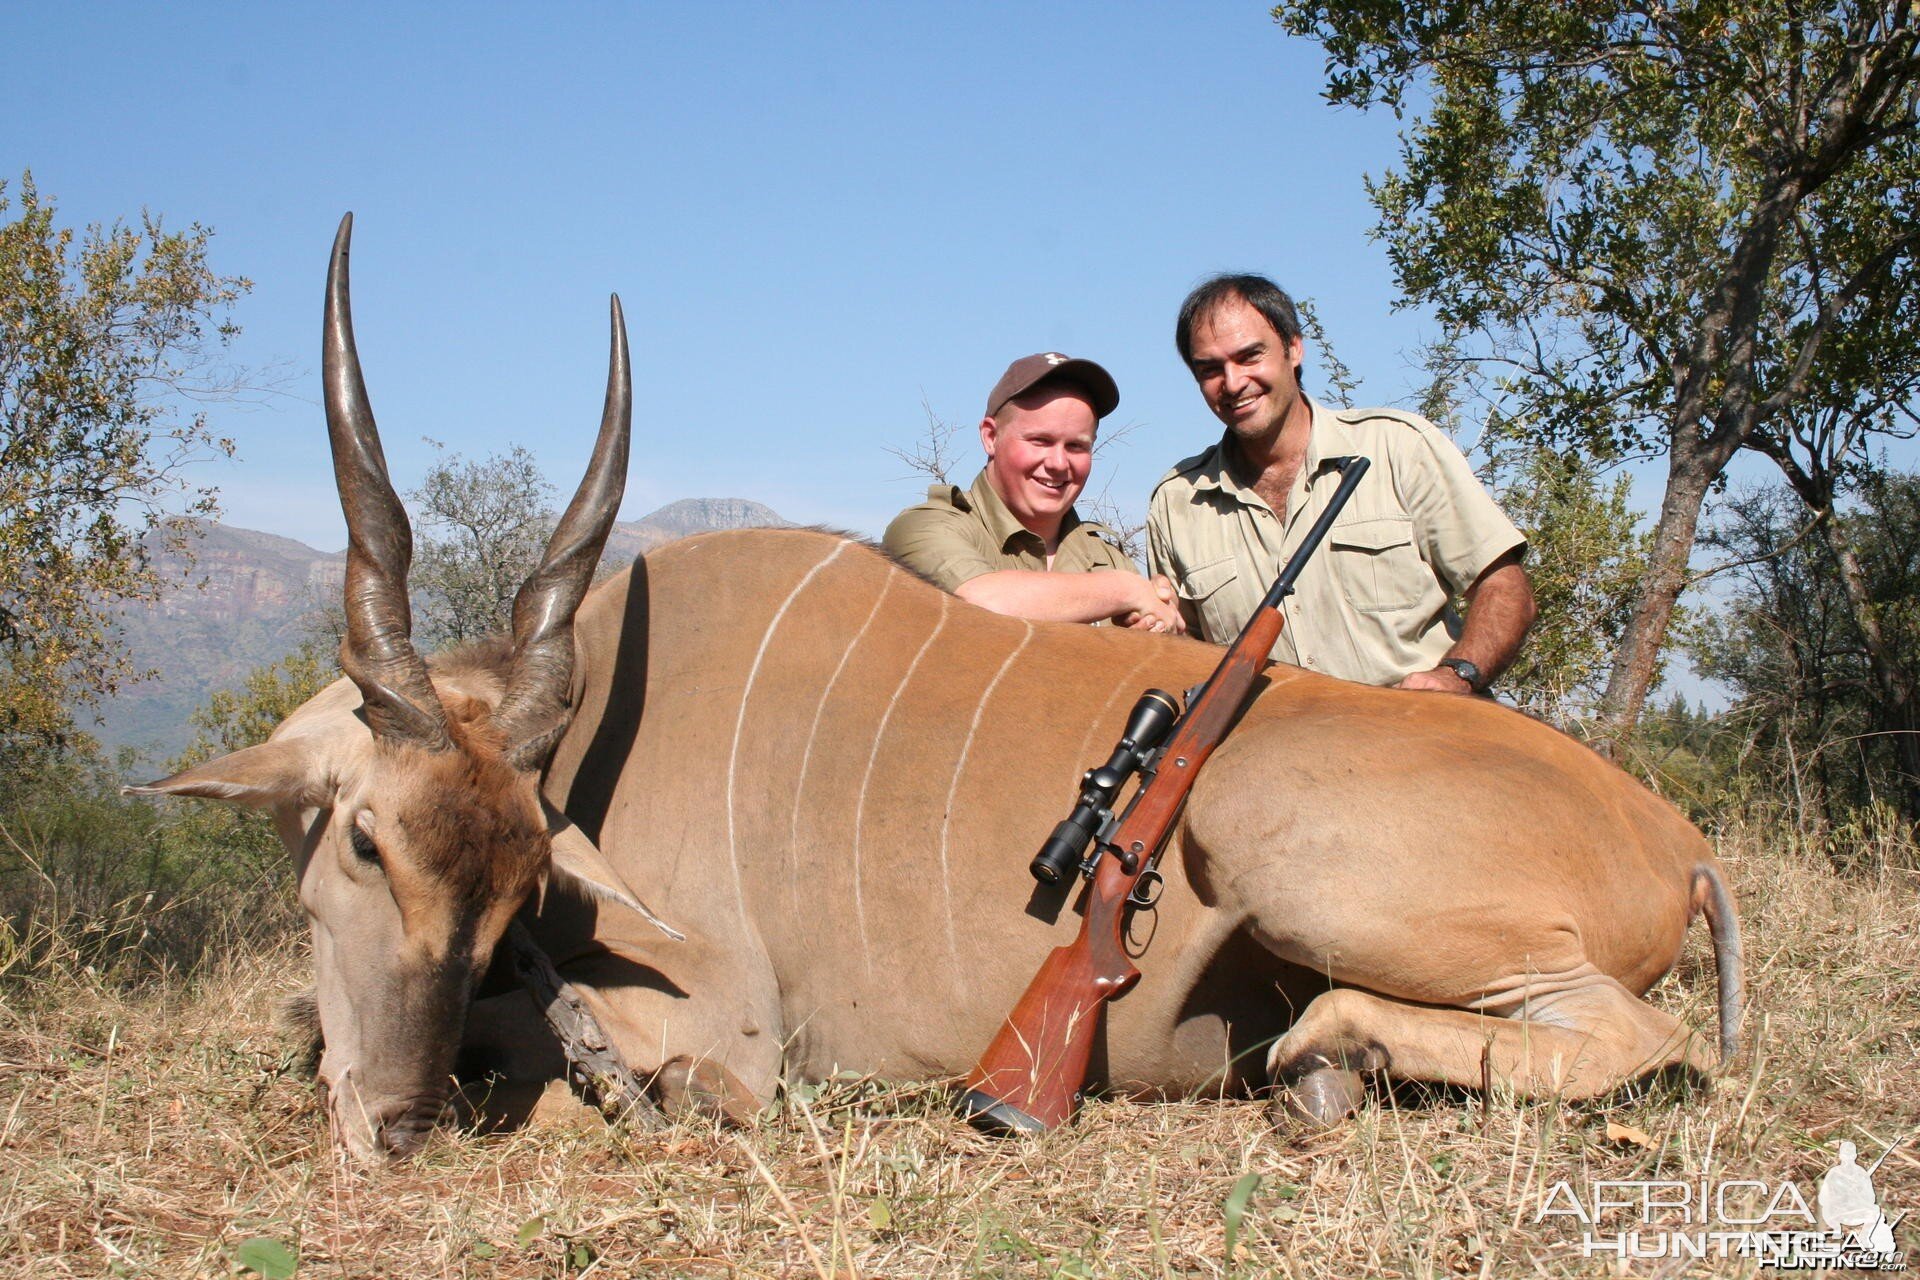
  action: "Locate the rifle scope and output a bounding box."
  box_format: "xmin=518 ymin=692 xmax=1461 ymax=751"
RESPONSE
xmin=1029 ymin=689 xmax=1181 ymax=885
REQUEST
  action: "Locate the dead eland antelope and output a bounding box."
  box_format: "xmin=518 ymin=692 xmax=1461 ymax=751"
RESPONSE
xmin=131 ymin=217 xmax=1742 ymax=1162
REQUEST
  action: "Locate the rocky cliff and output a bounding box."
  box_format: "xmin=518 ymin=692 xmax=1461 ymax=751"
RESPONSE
xmin=92 ymin=498 xmax=790 ymax=761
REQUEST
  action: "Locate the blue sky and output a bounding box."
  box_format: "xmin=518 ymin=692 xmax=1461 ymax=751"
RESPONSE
xmin=9 ymin=2 xmax=1443 ymax=547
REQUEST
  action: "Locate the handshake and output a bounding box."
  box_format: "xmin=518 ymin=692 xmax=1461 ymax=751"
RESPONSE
xmin=1113 ymin=572 xmax=1185 ymax=635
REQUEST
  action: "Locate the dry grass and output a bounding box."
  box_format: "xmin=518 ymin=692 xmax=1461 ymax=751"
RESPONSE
xmin=2 ymin=818 xmax=1916 ymax=1279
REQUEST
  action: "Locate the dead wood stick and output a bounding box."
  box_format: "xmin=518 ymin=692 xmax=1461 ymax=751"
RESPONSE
xmin=504 ymin=918 xmax=665 ymax=1131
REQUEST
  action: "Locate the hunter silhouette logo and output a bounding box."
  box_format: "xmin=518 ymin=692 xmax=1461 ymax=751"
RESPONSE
xmin=1820 ymin=1140 xmax=1901 ymax=1258
xmin=1537 ymin=1138 xmax=1907 ymax=1268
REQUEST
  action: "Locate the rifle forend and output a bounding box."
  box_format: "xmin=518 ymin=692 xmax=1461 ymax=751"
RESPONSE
xmin=960 ymin=455 xmax=1372 ymax=1135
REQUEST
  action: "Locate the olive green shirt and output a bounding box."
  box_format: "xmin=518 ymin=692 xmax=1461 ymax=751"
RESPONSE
xmin=884 ymin=469 xmax=1136 ymax=594
xmin=1146 ymin=400 xmax=1525 ymax=685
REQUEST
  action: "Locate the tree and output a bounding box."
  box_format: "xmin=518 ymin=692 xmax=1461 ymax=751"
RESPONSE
xmin=1274 ymin=0 xmax=1920 ymax=749
xmin=171 ymin=636 xmax=337 ymax=769
xmin=1489 ymin=442 xmax=1657 ymax=724
xmin=1704 ymin=475 xmax=1912 ymax=825
xmin=1744 ymin=274 xmax=1920 ymax=799
xmin=1408 ymin=332 xmax=1657 ymax=725
xmin=1692 ymin=474 xmax=1920 ymax=824
xmin=883 ymin=397 xmax=966 ymax=488
xmin=1296 ymin=296 xmax=1363 ymax=409
xmin=407 ymin=441 xmax=556 ymax=646
xmin=0 ymin=174 xmax=250 ymax=761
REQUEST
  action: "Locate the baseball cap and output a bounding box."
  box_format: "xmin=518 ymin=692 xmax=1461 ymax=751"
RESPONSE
xmin=984 ymin=352 xmax=1120 ymax=420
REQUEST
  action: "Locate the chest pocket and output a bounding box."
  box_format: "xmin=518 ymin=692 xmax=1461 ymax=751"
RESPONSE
xmin=1176 ymin=556 xmax=1239 ymax=604
xmin=1327 ymin=516 xmax=1428 ymax=614
xmin=1175 ymin=556 xmax=1246 ymax=642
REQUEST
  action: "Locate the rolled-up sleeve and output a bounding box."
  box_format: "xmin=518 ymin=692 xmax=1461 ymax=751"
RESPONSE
xmin=1146 ymin=491 xmax=1176 ymax=584
xmin=1397 ymin=427 xmax=1527 ymax=596
xmin=883 ymin=502 xmax=998 ymax=592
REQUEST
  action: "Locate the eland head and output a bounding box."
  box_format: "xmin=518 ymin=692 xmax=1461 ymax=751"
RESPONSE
xmin=128 ymin=215 xmax=662 ymax=1161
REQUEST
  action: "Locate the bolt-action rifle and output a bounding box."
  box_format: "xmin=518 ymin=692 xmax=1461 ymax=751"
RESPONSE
xmin=959 ymin=455 xmax=1371 ymax=1135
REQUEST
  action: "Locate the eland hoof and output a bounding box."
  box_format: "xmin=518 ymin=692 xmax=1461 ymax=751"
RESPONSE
xmin=1268 ymin=1064 xmax=1365 ymax=1131
xmin=654 ymin=1057 xmax=760 ymax=1125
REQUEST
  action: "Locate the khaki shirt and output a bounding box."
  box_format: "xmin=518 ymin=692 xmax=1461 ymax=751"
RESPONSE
xmin=884 ymin=469 xmax=1136 ymax=593
xmin=1146 ymin=399 xmax=1525 ymax=685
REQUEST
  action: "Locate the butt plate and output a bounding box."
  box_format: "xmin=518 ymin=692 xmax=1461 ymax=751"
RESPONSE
xmin=957 ymin=1088 xmax=1050 ymax=1137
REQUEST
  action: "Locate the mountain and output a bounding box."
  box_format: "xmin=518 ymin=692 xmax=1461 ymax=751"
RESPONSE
xmin=90 ymin=499 xmax=790 ymax=762
xmin=601 ymin=498 xmax=790 ymax=563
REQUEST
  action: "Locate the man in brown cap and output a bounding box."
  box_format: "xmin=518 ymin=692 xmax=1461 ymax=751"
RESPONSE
xmin=885 ymin=353 xmax=1185 ymax=631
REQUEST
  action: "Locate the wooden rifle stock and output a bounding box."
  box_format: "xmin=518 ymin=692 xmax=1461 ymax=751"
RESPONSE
xmin=960 ymin=456 xmax=1369 ymax=1135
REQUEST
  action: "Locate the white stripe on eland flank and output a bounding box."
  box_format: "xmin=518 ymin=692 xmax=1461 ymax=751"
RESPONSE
xmin=851 ymin=592 xmax=950 ymax=974
xmin=934 ymin=621 xmax=1033 ymax=978
xmin=725 ymin=540 xmax=849 ymax=928
xmin=786 ymin=569 xmax=897 ymax=918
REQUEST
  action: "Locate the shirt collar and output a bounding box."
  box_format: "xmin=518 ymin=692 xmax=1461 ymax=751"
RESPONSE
xmin=1302 ymin=396 xmax=1358 ymax=476
xmin=1189 ymin=395 xmax=1354 ymax=509
xmin=964 ymin=468 xmax=1081 ymax=552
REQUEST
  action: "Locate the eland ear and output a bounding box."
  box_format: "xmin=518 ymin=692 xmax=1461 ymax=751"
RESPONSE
xmin=122 ymin=741 xmax=326 ymax=810
xmin=544 ymin=803 xmax=683 ymax=941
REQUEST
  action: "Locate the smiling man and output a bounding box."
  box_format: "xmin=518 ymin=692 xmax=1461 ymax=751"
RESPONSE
xmin=1147 ymin=275 xmax=1534 ymax=692
xmin=885 ymin=353 xmax=1184 ymax=631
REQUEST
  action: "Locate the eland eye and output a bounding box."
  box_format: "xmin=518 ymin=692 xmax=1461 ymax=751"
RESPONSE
xmin=348 ymin=824 xmax=382 ymax=866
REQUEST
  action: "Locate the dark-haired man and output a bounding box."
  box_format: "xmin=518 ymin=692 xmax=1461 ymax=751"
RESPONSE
xmin=1147 ymin=275 xmax=1533 ymax=692
xmin=887 ymin=353 xmax=1184 ymax=632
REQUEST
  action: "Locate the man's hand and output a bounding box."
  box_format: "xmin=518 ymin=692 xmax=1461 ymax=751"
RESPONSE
xmin=1117 ymin=574 xmax=1186 ymax=634
xmin=1393 ymin=551 xmax=1535 ymax=695
xmin=1397 ymin=665 xmax=1473 ymax=694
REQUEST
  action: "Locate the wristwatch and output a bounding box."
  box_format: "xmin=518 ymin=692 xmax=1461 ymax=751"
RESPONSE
xmin=1438 ymin=658 xmax=1484 ymax=691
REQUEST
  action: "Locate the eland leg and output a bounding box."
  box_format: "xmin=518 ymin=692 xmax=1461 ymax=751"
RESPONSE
xmin=528 ymin=890 xmax=784 ymax=1126
xmin=560 ymin=942 xmax=780 ymax=1125
xmin=1266 ymin=978 xmax=1712 ymax=1128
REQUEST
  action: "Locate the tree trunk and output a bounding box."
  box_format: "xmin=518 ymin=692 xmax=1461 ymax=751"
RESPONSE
xmin=1823 ymin=521 xmax=1920 ymax=823
xmin=1593 ymin=185 xmax=1799 ymax=754
xmin=1593 ymin=441 xmax=1719 ymax=755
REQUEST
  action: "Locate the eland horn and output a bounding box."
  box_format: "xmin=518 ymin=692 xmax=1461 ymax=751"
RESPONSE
xmin=493 ymin=295 xmax=632 ymax=772
xmin=323 ymin=213 xmax=453 ymax=752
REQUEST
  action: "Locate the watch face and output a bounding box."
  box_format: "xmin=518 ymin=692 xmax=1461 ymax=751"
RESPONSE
xmin=1445 ymin=659 xmax=1481 ymax=688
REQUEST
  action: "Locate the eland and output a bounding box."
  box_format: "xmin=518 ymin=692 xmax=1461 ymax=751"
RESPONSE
xmin=132 ymin=217 xmax=1742 ymax=1161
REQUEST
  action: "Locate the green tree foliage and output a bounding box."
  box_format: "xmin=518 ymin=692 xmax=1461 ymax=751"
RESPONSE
xmin=0 ymin=174 xmax=250 ymax=761
xmin=1 ymin=638 xmax=335 ymax=985
xmin=1272 ymin=0 xmax=1920 ymax=747
xmin=1489 ymin=443 xmax=1655 ymax=723
xmin=408 ymin=441 xmax=556 ymax=647
xmin=171 ymin=637 xmax=337 ymax=770
xmin=1627 ymin=693 xmax=1747 ymax=822
xmin=1412 ymin=338 xmax=1658 ymax=725
xmin=1295 ymin=297 xmax=1362 ymax=409
xmin=1692 ymin=474 xmax=1920 ymax=826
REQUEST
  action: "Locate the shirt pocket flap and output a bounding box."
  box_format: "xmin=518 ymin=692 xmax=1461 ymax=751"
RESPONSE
xmin=1329 ymin=516 xmax=1416 ymax=552
xmin=1179 ymin=557 xmax=1239 ymax=602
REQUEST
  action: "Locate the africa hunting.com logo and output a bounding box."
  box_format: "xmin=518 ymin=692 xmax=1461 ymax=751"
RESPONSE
xmin=1535 ymin=1139 xmax=1907 ymax=1269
